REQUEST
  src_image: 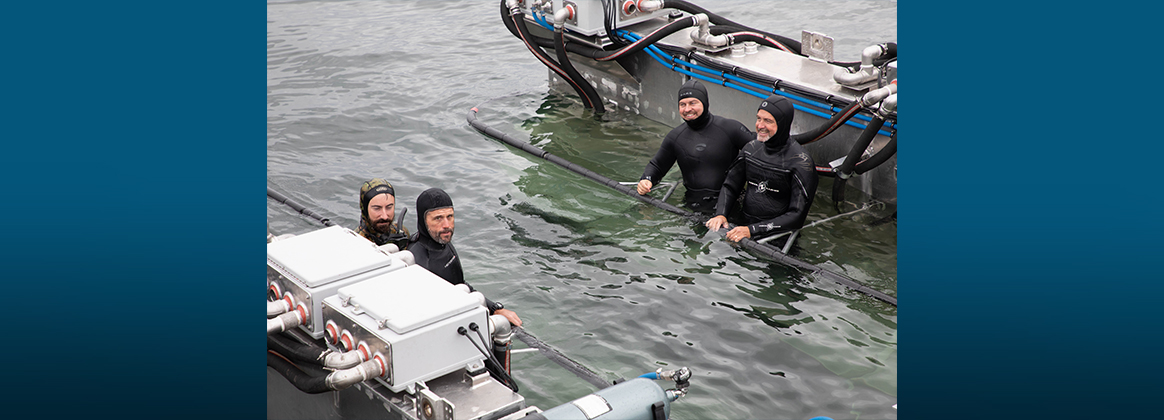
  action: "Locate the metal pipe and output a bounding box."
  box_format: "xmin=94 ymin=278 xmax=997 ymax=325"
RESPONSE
xmin=267 ymin=299 xmax=291 ymax=318
xmin=324 ymin=356 xmax=386 ymax=390
xmin=322 ymin=350 xmax=364 ymax=369
xmin=689 ymin=14 xmax=730 ymax=47
xmin=637 ymin=0 xmax=664 ymax=12
xmin=878 ymin=93 xmax=897 ymax=118
xmin=489 ymin=314 xmax=513 ymax=343
xmin=859 ymin=82 xmax=897 ymax=107
xmin=552 ymin=4 xmax=574 ymax=27
xmin=834 ymin=44 xmax=892 ymax=87
xmin=267 ymin=309 xmax=305 ymax=335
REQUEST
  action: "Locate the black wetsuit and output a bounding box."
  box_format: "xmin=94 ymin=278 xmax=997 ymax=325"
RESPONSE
xmin=641 ymin=81 xmax=752 ymax=213
xmin=715 ymin=96 xmax=819 ymax=239
xmin=407 ymin=188 xmax=500 ymax=312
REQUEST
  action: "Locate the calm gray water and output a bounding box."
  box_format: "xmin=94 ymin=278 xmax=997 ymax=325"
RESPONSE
xmin=268 ymin=1 xmax=897 ymax=419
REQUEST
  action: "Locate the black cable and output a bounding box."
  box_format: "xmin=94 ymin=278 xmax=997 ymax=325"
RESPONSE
xmin=469 ymin=323 xmax=520 ymax=392
xmin=467 ymin=106 xmax=896 ymax=306
xmin=458 ymin=325 xmax=519 ymax=392
xmin=602 ymin=0 xmax=629 ymax=48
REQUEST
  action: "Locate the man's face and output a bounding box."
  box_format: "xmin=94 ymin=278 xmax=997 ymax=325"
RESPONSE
xmin=756 ymin=109 xmax=778 ymax=142
xmin=424 ymin=207 xmax=455 ymax=245
xmin=679 ymin=97 xmax=704 ymax=121
xmin=367 ymin=193 xmax=395 ymax=233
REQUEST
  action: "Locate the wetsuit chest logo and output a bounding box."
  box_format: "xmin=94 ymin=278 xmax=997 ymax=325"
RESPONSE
xmin=749 ymin=180 xmax=778 ymax=194
xmin=695 ymin=143 xmax=707 ymax=152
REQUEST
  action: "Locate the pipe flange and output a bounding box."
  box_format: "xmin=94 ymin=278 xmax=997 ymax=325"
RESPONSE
xmin=324 ymin=320 xmax=340 ymax=345
xmin=356 ymin=341 xmax=371 ymax=362
xmin=339 ymin=330 xmax=354 ymax=352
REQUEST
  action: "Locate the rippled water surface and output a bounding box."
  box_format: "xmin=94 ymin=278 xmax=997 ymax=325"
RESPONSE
xmin=268 ymin=1 xmax=897 ymax=419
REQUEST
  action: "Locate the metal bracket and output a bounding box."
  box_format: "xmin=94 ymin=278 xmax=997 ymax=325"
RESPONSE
xmin=801 ymin=30 xmax=833 ymax=62
xmin=418 ymin=387 xmax=455 ymax=420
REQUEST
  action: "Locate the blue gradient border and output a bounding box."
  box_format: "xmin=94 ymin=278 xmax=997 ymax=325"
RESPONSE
xmin=904 ymin=3 xmax=1162 ymax=419
xmin=2 ymin=2 xmax=264 ymax=418
xmin=4 ymin=2 xmax=1161 ymax=419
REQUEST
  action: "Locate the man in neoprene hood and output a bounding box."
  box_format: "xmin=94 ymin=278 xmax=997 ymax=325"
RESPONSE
xmin=637 ymin=79 xmax=753 ymax=213
xmin=408 ymin=188 xmax=522 ymax=327
xmin=706 ymin=95 xmax=819 ymax=244
xmin=355 ymin=178 xmax=410 ymax=250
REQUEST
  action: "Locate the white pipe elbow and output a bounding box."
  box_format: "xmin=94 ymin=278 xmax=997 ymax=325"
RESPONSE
xmin=553 ymin=5 xmax=575 ymax=27
xmin=266 ymin=299 xmax=291 ymax=318
xmin=325 ymin=355 xmax=386 ymax=390
xmin=835 ymin=66 xmax=880 ymax=87
xmin=859 ymin=83 xmax=897 ymax=107
xmin=637 ymin=0 xmax=664 ymax=13
xmin=692 ymin=32 xmax=731 ymax=47
xmin=267 ymin=309 xmax=304 ymax=335
xmin=877 ymin=93 xmax=897 ymax=117
xmin=322 ymin=350 xmax=364 ymax=369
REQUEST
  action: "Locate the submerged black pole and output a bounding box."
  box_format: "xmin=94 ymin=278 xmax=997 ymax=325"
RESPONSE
xmin=467 ymin=106 xmax=896 ymax=307
xmin=267 ymin=187 xmax=336 ymax=227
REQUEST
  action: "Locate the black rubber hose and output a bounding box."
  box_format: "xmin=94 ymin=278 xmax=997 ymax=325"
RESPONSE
xmin=790 ymin=100 xmax=863 ymax=145
xmin=832 ymin=116 xmax=885 ymax=212
xmin=664 ymin=2 xmax=807 ymax=55
xmin=268 ymin=333 xmax=328 ymax=366
xmin=510 ymin=7 xmax=594 ymax=110
xmin=555 ymin=28 xmax=605 ymax=113
xmin=591 ymin=15 xmax=702 ymax=62
xmin=267 ymin=187 xmax=335 ymax=227
xmin=708 ymin=26 xmax=797 ymax=54
xmin=854 ymin=129 xmax=896 ymax=175
xmin=468 ymin=106 xmax=896 ymax=307
xmin=675 ymin=49 xmax=862 ymax=112
xmin=544 ymin=14 xmax=698 ymax=63
xmin=267 ymin=350 xmax=332 ymax=394
xmin=500 ymin=0 xmax=615 ymax=57
xmin=812 ymin=128 xmax=896 ymax=178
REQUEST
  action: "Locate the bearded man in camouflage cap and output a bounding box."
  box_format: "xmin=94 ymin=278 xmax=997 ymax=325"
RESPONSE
xmin=356 ymin=178 xmax=410 ymax=250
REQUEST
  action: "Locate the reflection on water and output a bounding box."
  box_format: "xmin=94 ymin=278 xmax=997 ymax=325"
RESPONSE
xmin=269 ymin=1 xmax=896 ymax=419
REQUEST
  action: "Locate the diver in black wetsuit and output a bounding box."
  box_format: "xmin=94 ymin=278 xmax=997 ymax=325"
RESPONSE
xmin=706 ymin=95 xmax=819 ymax=243
xmin=637 ymin=79 xmax=754 ymax=213
xmin=355 ymin=178 xmax=410 ymax=250
xmin=408 ymin=188 xmax=522 ymax=327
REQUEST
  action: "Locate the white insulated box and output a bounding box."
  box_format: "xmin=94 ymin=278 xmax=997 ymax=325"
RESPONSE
xmin=266 ymin=225 xmax=409 ymax=338
xmin=323 ymin=264 xmax=489 ymax=393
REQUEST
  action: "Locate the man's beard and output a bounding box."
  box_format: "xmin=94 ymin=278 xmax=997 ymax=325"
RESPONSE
xmin=433 ymin=228 xmax=453 ymax=245
xmin=372 ymin=218 xmax=394 ymax=233
xmin=756 ymin=132 xmax=771 ymax=142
